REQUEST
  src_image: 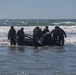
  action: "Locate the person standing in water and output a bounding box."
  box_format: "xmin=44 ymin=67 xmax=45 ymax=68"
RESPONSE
xmin=51 ymin=26 xmax=59 ymax=44
xmin=51 ymin=26 xmax=67 ymax=45
xmin=42 ymin=26 xmax=50 ymax=35
xmin=8 ymin=26 xmax=16 ymax=45
xmin=42 ymin=26 xmax=51 ymax=45
xmin=57 ymin=26 xmax=67 ymax=45
xmin=16 ymin=28 xmax=25 ymax=46
xmin=33 ymin=27 xmax=42 ymax=47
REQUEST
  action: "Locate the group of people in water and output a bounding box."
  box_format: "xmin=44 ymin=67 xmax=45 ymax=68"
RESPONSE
xmin=8 ymin=26 xmax=67 ymax=46
xmin=8 ymin=26 xmax=25 ymax=46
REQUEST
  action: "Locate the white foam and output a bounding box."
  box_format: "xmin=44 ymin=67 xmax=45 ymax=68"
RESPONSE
xmin=52 ymin=21 xmax=75 ymax=25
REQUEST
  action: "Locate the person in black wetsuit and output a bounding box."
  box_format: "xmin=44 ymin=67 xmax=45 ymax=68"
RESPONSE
xmin=51 ymin=26 xmax=67 ymax=45
xmin=57 ymin=26 xmax=67 ymax=45
xmin=8 ymin=26 xmax=16 ymax=45
xmin=33 ymin=27 xmax=42 ymax=47
xmin=51 ymin=26 xmax=59 ymax=44
xmin=42 ymin=26 xmax=49 ymax=35
xmin=41 ymin=26 xmax=52 ymax=45
xmin=16 ymin=28 xmax=25 ymax=46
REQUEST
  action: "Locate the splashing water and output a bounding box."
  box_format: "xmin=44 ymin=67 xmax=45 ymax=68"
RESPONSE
xmin=0 ymin=26 xmax=76 ymax=46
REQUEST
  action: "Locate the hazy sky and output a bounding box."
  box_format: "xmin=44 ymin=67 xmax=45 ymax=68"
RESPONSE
xmin=0 ymin=0 xmax=76 ymax=19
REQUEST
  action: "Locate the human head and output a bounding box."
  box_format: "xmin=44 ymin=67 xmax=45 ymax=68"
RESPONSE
xmin=55 ymin=26 xmax=59 ymax=29
xmin=11 ymin=26 xmax=14 ymax=29
xmin=36 ymin=26 xmax=39 ymax=29
xmin=21 ymin=28 xmax=24 ymax=31
xmin=45 ymin=26 xmax=48 ymax=29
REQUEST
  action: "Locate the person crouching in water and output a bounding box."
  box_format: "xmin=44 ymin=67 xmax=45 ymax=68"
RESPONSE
xmin=33 ymin=27 xmax=42 ymax=47
xmin=16 ymin=28 xmax=25 ymax=46
xmin=8 ymin=26 xmax=16 ymax=45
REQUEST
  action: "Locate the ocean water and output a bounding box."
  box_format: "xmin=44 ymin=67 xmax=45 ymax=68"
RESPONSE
xmin=0 ymin=19 xmax=76 ymax=75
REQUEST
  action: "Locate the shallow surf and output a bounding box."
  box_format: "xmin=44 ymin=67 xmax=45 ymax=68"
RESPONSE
xmin=0 ymin=44 xmax=76 ymax=75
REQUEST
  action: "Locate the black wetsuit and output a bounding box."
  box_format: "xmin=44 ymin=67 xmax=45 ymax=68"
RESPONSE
xmin=8 ymin=28 xmax=16 ymax=45
xmin=51 ymin=28 xmax=67 ymax=45
xmin=42 ymin=28 xmax=49 ymax=35
xmin=51 ymin=28 xmax=59 ymax=45
xmin=57 ymin=28 xmax=67 ymax=45
xmin=16 ymin=29 xmax=25 ymax=46
xmin=33 ymin=27 xmax=42 ymax=46
xmin=41 ymin=32 xmax=52 ymax=45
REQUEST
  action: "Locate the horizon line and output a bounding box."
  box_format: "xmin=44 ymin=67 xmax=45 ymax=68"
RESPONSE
xmin=0 ymin=18 xmax=76 ymax=20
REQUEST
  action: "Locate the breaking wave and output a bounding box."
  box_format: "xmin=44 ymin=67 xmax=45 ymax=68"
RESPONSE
xmin=0 ymin=26 xmax=76 ymax=46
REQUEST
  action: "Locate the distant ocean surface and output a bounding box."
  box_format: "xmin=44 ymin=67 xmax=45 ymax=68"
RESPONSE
xmin=0 ymin=19 xmax=76 ymax=75
xmin=0 ymin=19 xmax=76 ymax=26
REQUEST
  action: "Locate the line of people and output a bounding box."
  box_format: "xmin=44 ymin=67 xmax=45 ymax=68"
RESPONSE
xmin=8 ymin=26 xmax=25 ymax=46
xmin=8 ymin=26 xmax=67 ymax=46
xmin=33 ymin=26 xmax=67 ymax=46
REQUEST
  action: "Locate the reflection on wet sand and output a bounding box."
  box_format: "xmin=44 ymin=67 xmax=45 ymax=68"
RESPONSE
xmin=17 ymin=46 xmax=25 ymax=51
xmin=8 ymin=45 xmax=25 ymax=51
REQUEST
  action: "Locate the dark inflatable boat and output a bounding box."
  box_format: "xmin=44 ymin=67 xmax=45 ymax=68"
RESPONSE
xmin=24 ymin=33 xmax=61 ymax=47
